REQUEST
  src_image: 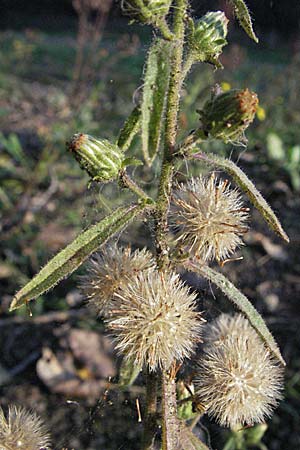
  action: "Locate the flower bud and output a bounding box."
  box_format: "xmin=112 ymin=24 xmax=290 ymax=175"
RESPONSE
xmin=122 ymin=0 xmax=171 ymax=25
xmin=198 ymin=88 xmax=258 ymax=143
xmin=67 ymin=133 xmax=124 ymax=182
xmin=188 ymin=12 xmax=228 ymax=65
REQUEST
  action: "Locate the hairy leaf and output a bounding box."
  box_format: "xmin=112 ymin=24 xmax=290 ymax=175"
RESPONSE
xmin=117 ymin=106 xmax=141 ymax=152
xmin=10 ymin=204 xmax=145 ymax=311
xmin=141 ymin=39 xmax=171 ymax=165
xmin=188 ymin=262 xmax=285 ymax=366
xmin=179 ymin=423 xmax=209 ymax=450
xmin=229 ymin=0 xmax=259 ymax=43
xmin=193 ymin=152 xmax=289 ymax=242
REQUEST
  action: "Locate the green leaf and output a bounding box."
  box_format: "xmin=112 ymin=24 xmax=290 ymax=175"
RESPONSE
xmin=10 ymin=204 xmax=145 ymax=311
xmin=229 ymin=0 xmax=259 ymax=43
xmin=141 ymin=39 xmax=171 ymax=166
xmin=193 ymin=152 xmax=289 ymax=242
xmin=119 ymin=357 xmax=140 ymax=388
xmin=179 ymin=423 xmax=210 ymax=450
xmin=117 ymin=106 xmax=141 ymax=152
xmin=187 ymin=262 xmax=285 ymax=366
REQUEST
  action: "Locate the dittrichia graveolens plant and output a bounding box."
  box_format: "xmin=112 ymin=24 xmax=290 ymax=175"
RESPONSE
xmin=10 ymin=0 xmax=288 ymax=448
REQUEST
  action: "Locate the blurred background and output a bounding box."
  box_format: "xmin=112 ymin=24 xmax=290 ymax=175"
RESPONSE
xmin=0 ymin=1 xmax=299 ymax=449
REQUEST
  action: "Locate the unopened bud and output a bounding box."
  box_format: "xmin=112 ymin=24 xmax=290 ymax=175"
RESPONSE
xmin=67 ymin=133 xmax=124 ymax=182
xmin=122 ymin=0 xmax=171 ymax=25
xmin=188 ymin=12 xmax=228 ymax=66
xmin=198 ymin=88 xmax=258 ymax=143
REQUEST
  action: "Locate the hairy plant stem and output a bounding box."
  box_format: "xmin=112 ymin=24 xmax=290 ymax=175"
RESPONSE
xmin=156 ymin=18 xmax=174 ymax=41
xmin=119 ymin=169 xmax=154 ymax=204
xmin=155 ymin=0 xmax=187 ymax=270
xmin=152 ymin=2 xmax=188 ymax=450
xmin=162 ymin=368 xmax=181 ymax=450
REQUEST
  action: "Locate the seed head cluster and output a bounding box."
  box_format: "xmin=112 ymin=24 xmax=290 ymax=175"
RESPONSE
xmin=195 ymin=314 xmax=283 ymax=429
xmin=80 ymin=245 xmax=155 ymax=316
xmin=0 ymin=405 xmax=51 ymax=450
xmin=107 ymin=270 xmax=204 ymax=371
xmin=170 ymin=174 xmax=249 ymax=262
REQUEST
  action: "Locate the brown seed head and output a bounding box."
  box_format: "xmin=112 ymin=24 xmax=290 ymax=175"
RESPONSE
xmin=170 ymin=174 xmax=249 ymax=262
xmin=0 ymin=405 xmax=51 ymax=450
xmin=195 ymin=314 xmax=284 ymax=429
xmin=107 ymin=270 xmax=204 ymax=371
xmin=80 ymin=245 xmax=155 ymax=316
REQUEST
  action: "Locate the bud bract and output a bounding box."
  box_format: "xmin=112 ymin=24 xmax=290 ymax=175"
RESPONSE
xmin=67 ymin=133 xmax=124 ymax=182
xmin=198 ymin=88 xmax=258 ymax=143
xmin=122 ymin=0 xmax=171 ymax=25
xmin=188 ymin=11 xmax=228 ymax=65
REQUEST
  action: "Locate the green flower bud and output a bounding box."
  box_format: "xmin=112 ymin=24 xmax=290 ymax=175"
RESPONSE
xmin=67 ymin=133 xmax=124 ymax=182
xmin=188 ymin=11 xmax=229 ymax=65
xmin=198 ymin=88 xmax=259 ymax=143
xmin=122 ymin=0 xmax=171 ymax=25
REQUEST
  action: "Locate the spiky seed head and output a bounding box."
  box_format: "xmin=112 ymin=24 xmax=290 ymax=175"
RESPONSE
xmin=0 ymin=405 xmax=51 ymax=450
xmin=188 ymin=12 xmax=229 ymax=66
xmin=170 ymin=174 xmax=249 ymax=262
xmin=121 ymin=0 xmax=172 ymax=25
xmin=67 ymin=133 xmax=124 ymax=183
xmin=107 ymin=270 xmax=204 ymax=371
xmin=80 ymin=245 xmax=155 ymax=316
xmin=195 ymin=314 xmax=284 ymax=429
xmin=198 ymin=88 xmax=258 ymax=143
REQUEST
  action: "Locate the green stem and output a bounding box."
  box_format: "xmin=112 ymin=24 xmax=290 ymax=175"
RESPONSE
xmin=155 ymin=0 xmax=188 ymax=270
xmin=142 ymin=371 xmax=159 ymax=450
xmin=156 ymin=18 xmax=174 ymax=41
xmin=153 ymin=2 xmax=188 ymax=449
xmin=181 ymin=51 xmax=197 ymax=82
xmin=119 ymin=169 xmax=154 ymax=204
xmin=164 ymin=0 xmax=187 ymax=154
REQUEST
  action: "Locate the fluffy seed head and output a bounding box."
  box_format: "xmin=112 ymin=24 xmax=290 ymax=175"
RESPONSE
xmin=80 ymin=245 xmax=155 ymax=316
xmin=170 ymin=174 xmax=249 ymax=262
xmin=195 ymin=314 xmax=284 ymax=429
xmin=107 ymin=270 xmax=204 ymax=371
xmin=0 ymin=405 xmax=51 ymax=450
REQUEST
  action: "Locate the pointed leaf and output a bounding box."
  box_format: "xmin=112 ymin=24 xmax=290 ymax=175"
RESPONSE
xmin=141 ymin=39 xmax=171 ymax=166
xmin=180 ymin=423 xmax=209 ymax=450
xmin=187 ymin=262 xmax=285 ymax=366
xmin=193 ymin=152 xmax=289 ymax=242
xmin=10 ymin=204 xmax=145 ymax=311
xmin=229 ymin=0 xmax=259 ymax=43
xmin=117 ymin=106 xmax=141 ymax=152
xmin=119 ymin=356 xmax=140 ymax=388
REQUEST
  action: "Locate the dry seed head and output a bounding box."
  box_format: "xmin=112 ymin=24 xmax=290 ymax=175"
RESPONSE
xmin=0 ymin=405 xmax=51 ymax=450
xmin=195 ymin=314 xmax=284 ymax=429
xmin=107 ymin=270 xmax=204 ymax=371
xmin=80 ymin=245 xmax=155 ymax=316
xmin=170 ymin=174 xmax=249 ymax=262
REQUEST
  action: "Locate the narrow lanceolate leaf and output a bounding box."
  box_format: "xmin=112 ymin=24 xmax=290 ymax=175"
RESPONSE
xmin=179 ymin=423 xmax=209 ymax=450
xmin=10 ymin=204 xmax=144 ymax=311
xmin=118 ymin=356 xmax=140 ymax=388
xmin=229 ymin=0 xmax=259 ymax=43
xmin=193 ymin=152 xmax=289 ymax=242
xmin=188 ymin=262 xmax=285 ymax=366
xmin=117 ymin=106 xmax=141 ymax=152
xmin=141 ymin=39 xmax=170 ymax=166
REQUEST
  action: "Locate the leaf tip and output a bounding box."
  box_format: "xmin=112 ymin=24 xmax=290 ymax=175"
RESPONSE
xmin=9 ymin=295 xmax=21 ymax=312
